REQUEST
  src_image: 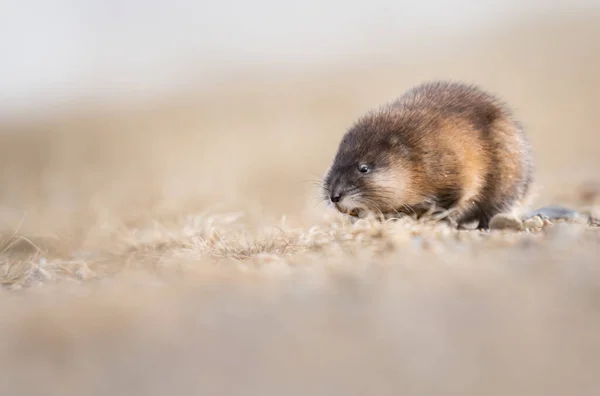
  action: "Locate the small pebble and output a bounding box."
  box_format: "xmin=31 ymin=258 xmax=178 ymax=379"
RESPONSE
xmin=489 ymin=213 xmax=524 ymax=231
xmin=523 ymin=216 xmax=544 ymax=230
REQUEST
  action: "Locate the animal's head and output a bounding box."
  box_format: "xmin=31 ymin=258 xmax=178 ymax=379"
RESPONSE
xmin=322 ymin=111 xmax=417 ymax=218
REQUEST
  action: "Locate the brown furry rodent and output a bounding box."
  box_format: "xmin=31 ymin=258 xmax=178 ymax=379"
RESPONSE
xmin=322 ymin=80 xmax=533 ymax=229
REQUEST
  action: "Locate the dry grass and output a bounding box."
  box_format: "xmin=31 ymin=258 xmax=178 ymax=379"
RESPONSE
xmin=1 ymin=12 xmax=600 ymax=396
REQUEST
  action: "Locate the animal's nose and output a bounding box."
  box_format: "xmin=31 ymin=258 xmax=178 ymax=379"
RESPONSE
xmin=330 ymin=193 xmax=342 ymax=203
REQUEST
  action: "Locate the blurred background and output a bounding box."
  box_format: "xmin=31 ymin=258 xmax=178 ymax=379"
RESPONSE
xmin=2 ymin=3 xmax=600 ymax=396
xmin=1 ymin=0 xmax=600 ymax=236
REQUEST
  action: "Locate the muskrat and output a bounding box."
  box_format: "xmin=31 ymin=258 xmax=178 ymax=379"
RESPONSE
xmin=322 ymin=80 xmax=534 ymax=230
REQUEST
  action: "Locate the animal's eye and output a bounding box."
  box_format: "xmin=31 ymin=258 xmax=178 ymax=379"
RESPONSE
xmin=358 ymin=164 xmax=370 ymax=174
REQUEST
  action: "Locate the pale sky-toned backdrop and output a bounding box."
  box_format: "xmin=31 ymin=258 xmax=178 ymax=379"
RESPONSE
xmin=2 ymin=0 xmax=599 ymax=118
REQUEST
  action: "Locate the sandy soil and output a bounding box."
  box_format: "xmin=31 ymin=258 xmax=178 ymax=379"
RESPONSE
xmin=1 ymin=12 xmax=600 ymax=396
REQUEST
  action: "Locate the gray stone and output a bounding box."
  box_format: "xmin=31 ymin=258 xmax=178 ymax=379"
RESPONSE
xmin=489 ymin=213 xmax=524 ymax=231
xmin=523 ymin=205 xmax=586 ymax=223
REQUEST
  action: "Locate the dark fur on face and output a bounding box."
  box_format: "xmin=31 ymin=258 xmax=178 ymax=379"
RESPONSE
xmin=322 ymin=123 xmax=410 ymax=218
xmin=322 ymin=80 xmax=534 ymax=229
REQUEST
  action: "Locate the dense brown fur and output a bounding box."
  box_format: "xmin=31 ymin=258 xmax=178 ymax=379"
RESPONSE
xmin=322 ymin=80 xmax=534 ymax=229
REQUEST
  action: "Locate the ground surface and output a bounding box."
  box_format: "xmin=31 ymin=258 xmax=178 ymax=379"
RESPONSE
xmin=1 ymin=13 xmax=600 ymax=396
